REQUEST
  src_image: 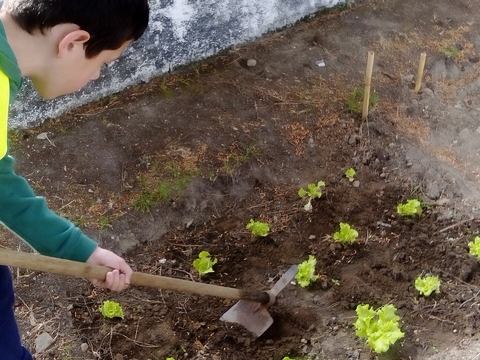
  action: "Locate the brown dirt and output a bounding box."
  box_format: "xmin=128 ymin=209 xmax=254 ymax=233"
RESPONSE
xmin=4 ymin=0 xmax=480 ymax=359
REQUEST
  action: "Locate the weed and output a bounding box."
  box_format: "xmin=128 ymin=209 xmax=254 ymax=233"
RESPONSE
xmin=71 ymin=216 xmax=86 ymax=228
xmin=222 ymin=145 xmax=261 ymax=174
xmin=98 ymin=215 xmax=114 ymax=229
xmin=439 ymin=45 xmax=460 ymax=59
xmin=7 ymin=129 xmax=26 ymax=147
xmin=338 ymin=1 xmax=352 ymax=11
xmin=132 ymin=160 xmax=199 ymax=212
xmin=158 ymin=80 xmax=175 ymax=98
xmin=346 ymin=87 xmax=379 ymax=113
xmin=132 ymin=190 xmax=158 ymax=212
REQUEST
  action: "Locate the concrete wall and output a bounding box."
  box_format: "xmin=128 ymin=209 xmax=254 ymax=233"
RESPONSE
xmin=9 ymin=0 xmax=343 ymax=128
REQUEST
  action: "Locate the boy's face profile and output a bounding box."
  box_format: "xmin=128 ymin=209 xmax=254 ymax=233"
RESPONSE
xmin=31 ymin=25 xmax=131 ymax=99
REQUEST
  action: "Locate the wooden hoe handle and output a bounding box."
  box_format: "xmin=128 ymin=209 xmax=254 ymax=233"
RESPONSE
xmin=0 ymin=248 xmax=269 ymax=303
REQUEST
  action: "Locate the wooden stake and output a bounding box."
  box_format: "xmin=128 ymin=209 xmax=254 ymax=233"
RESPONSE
xmin=414 ymin=52 xmax=426 ymax=93
xmin=362 ymin=51 xmax=375 ymax=120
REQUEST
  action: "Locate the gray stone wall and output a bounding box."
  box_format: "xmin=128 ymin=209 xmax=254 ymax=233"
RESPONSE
xmin=9 ymin=0 xmax=342 ymax=128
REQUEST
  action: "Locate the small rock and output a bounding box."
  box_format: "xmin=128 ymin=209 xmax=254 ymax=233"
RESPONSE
xmin=352 ymin=180 xmax=360 ymax=188
xmin=35 ymin=332 xmax=54 ymax=353
xmin=436 ymin=198 xmax=450 ymax=206
xmin=458 ymin=128 xmax=472 ymax=140
xmin=246 ymin=59 xmax=257 ymax=67
xmin=436 ymin=209 xmax=454 ymax=221
xmin=114 ymin=354 xmax=124 ymax=360
xmin=348 ymin=134 xmax=360 ymax=145
xmin=425 ymin=181 xmax=441 ymax=200
xmin=80 ymin=343 xmax=89 ymax=352
xmin=421 ymin=87 xmax=434 ymax=98
xmin=469 ymin=54 xmax=480 ymax=63
xmin=308 ymin=235 xmax=316 ymax=240
xmin=460 ymin=265 xmax=474 ymax=282
xmin=402 ymin=74 xmax=414 ymax=84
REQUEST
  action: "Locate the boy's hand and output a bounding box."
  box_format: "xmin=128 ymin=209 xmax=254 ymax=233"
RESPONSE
xmin=86 ymin=247 xmax=133 ymax=291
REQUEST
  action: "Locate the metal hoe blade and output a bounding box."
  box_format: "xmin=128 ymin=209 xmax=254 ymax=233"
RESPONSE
xmin=220 ymin=265 xmax=298 ymax=337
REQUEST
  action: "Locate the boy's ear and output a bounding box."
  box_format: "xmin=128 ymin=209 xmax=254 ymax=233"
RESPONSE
xmin=57 ymin=29 xmax=90 ymax=57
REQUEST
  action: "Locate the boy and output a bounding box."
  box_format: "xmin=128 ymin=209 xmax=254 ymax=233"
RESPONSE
xmin=0 ymin=1 xmax=150 ymax=359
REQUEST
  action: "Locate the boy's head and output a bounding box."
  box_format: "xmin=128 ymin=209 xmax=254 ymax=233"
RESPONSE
xmin=1 ymin=0 xmax=149 ymax=98
xmin=3 ymin=0 xmax=149 ymax=58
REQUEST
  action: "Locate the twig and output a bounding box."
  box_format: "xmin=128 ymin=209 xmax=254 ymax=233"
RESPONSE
xmin=459 ymin=289 xmax=480 ymax=308
xmin=437 ymin=218 xmax=474 ymax=234
xmin=428 ymin=315 xmax=455 ymax=325
xmin=470 ymin=352 xmax=480 ymax=360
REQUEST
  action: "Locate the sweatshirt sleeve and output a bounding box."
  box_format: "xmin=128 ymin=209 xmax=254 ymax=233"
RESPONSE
xmin=0 ymin=153 xmax=98 ymax=262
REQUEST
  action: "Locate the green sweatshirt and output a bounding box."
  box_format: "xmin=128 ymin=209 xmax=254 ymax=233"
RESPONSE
xmin=0 ymin=21 xmax=97 ymax=262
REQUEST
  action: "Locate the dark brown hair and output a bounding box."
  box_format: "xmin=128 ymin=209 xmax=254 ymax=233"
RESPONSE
xmin=3 ymin=0 xmax=149 ymax=58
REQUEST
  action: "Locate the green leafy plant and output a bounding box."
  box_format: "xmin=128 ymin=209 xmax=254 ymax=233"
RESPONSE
xmin=345 ymin=168 xmax=356 ymax=182
xmin=353 ymin=304 xmax=404 ymax=353
xmin=298 ymin=181 xmax=325 ymax=212
xmin=414 ymin=275 xmax=441 ymax=296
xmin=246 ymin=219 xmax=270 ymax=237
xmin=295 ymin=255 xmax=319 ymax=287
xmin=468 ymin=236 xmax=480 ymax=258
xmin=99 ymin=300 xmax=124 ymax=319
xmin=166 ymin=358 xmax=175 ymax=360
xmin=333 ymin=222 xmax=359 ymax=243
xmin=192 ymin=251 xmax=218 ymax=275
xmin=396 ymin=199 xmax=422 ymax=216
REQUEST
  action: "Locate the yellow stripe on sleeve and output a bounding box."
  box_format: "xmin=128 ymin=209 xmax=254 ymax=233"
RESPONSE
xmin=0 ymin=70 xmax=9 ymax=159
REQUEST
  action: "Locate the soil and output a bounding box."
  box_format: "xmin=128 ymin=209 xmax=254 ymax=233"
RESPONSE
xmin=3 ymin=0 xmax=480 ymax=359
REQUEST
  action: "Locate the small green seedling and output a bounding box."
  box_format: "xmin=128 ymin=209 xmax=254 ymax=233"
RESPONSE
xmin=331 ymin=279 xmax=341 ymax=286
xmin=282 ymin=357 xmax=304 ymax=360
xmin=99 ymin=300 xmax=124 ymax=319
xmin=246 ymin=219 xmax=270 ymax=237
xmin=415 ymin=275 xmax=441 ymax=296
xmin=345 ymin=168 xmax=356 ymax=182
xmin=193 ymin=251 xmax=218 ymax=275
xmin=468 ymin=236 xmax=480 ymax=258
xmin=333 ymin=222 xmax=358 ymax=243
xmin=397 ymin=199 xmax=422 ymax=216
xmin=353 ymin=304 xmax=404 ymax=353
xmin=298 ymin=181 xmax=325 ymax=212
xmin=166 ymin=358 xmax=175 ymax=360
xmin=295 ymin=255 xmax=319 ymax=287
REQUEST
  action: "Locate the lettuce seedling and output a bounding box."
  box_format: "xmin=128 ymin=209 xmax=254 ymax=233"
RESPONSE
xmin=99 ymin=300 xmax=124 ymax=319
xmin=166 ymin=358 xmax=175 ymax=360
xmin=414 ymin=275 xmax=441 ymax=296
xmin=468 ymin=236 xmax=480 ymax=258
xmin=345 ymin=168 xmax=356 ymax=182
xmin=295 ymin=255 xmax=319 ymax=287
xmin=298 ymin=181 xmax=325 ymax=211
xmin=333 ymin=222 xmax=358 ymax=243
xmin=193 ymin=251 xmax=218 ymax=275
xmin=246 ymin=219 xmax=270 ymax=237
xmin=353 ymin=304 xmax=404 ymax=353
xmin=396 ymin=199 xmax=422 ymax=216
